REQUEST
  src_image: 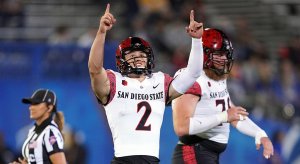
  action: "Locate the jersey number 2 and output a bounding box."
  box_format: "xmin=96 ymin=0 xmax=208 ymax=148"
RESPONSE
xmin=135 ymin=101 xmax=151 ymax=131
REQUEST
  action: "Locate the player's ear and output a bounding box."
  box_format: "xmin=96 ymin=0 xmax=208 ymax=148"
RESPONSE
xmin=47 ymin=105 xmax=54 ymax=112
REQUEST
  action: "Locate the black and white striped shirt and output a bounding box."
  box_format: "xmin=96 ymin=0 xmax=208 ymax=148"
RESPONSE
xmin=22 ymin=118 xmax=64 ymax=164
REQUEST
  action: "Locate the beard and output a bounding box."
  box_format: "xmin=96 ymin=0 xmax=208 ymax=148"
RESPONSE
xmin=204 ymin=69 xmax=228 ymax=81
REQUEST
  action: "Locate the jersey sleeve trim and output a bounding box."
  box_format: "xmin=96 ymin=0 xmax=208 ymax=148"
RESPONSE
xmin=48 ymin=149 xmax=64 ymax=156
xmin=100 ymin=70 xmax=117 ymax=106
xmin=185 ymin=82 xmax=201 ymax=96
xmin=164 ymin=73 xmax=173 ymax=105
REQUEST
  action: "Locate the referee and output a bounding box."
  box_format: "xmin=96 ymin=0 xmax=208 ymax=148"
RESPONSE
xmin=10 ymin=89 xmax=67 ymax=164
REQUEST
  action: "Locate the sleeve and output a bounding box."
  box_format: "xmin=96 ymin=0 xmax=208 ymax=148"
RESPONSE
xmin=185 ymin=82 xmax=201 ymax=96
xmin=164 ymin=73 xmax=173 ymax=104
xmin=171 ymin=38 xmax=203 ymax=94
xmin=235 ymin=117 xmax=268 ymax=144
xmin=97 ymin=70 xmax=116 ymax=105
xmin=173 ymin=68 xmax=201 ymax=96
xmin=43 ymin=127 xmax=64 ymax=155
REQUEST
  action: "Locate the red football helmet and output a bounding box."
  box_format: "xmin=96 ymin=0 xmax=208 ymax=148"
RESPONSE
xmin=116 ymin=37 xmax=154 ymax=75
xmin=202 ymin=28 xmax=234 ymax=76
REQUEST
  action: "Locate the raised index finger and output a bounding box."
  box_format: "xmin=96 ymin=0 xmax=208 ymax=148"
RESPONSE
xmin=190 ymin=10 xmax=194 ymax=22
xmin=105 ymin=3 xmax=110 ymax=13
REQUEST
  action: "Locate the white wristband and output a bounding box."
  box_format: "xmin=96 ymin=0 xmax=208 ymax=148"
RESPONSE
xmin=255 ymin=130 xmax=268 ymax=145
xmin=216 ymin=111 xmax=228 ymax=123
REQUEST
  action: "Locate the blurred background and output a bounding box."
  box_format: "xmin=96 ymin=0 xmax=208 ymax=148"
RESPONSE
xmin=0 ymin=0 xmax=300 ymax=163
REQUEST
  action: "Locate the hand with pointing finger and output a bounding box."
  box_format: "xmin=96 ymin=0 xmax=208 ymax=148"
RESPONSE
xmin=186 ymin=10 xmax=203 ymax=39
xmin=99 ymin=4 xmax=116 ymax=34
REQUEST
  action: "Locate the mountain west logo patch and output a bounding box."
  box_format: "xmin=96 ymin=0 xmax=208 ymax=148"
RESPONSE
xmin=49 ymin=136 xmax=57 ymax=145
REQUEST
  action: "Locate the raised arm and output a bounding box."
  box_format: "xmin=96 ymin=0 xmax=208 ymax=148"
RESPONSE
xmin=88 ymin=4 xmax=116 ymax=103
xmin=168 ymin=10 xmax=204 ymax=102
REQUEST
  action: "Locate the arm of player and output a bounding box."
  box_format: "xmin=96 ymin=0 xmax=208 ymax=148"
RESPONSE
xmin=169 ymin=10 xmax=204 ymax=101
xmin=172 ymin=93 xmax=199 ymax=136
xmin=49 ymin=152 xmax=67 ymax=164
xmin=172 ymin=92 xmax=229 ymax=136
xmin=231 ymin=118 xmax=274 ymax=159
xmin=173 ymin=95 xmax=249 ymax=136
xmin=88 ymin=4 xmax=116 ymax=103
xmin=188 ymin=106 xmax=248 ymax=135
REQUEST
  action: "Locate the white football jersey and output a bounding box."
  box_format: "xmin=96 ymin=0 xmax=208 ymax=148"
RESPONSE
xmin=101 ymin=70 xmax=172 ymax=158
xmin=185 ymin=71 xmax=231 ymax=144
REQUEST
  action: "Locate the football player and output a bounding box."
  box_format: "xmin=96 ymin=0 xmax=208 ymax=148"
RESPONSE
xmin=172 ymin=28 xmax=274 ymax=164
xmin=88 ymin=4 xmax=204 ymax=164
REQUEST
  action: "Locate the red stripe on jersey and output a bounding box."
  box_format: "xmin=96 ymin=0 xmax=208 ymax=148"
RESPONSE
xmin=105 ymin=70 xmax=116 ymax=105
xmin=164 ymin=73 xmax=173 ymax=103
xmin=182 ymin=145 xmax=197 ymax=164
xmin=185 ymin=82 xmax=201 ymax=97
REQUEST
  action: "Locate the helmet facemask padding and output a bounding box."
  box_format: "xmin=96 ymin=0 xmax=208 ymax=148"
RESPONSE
xmin=121 ymin=48 xmax=153 ymax=75
xmin=204 ymin=49 xmax=234 ymax=76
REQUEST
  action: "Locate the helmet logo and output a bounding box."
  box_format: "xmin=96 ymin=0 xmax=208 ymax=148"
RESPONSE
xmin=134 ymin=43 xmax=141 ymax=47
xmin=213 ymin=44 xmax=218 ymax=49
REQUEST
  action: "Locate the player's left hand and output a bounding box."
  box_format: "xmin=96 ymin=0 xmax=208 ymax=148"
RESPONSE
xmin=256 ymin=137 xmax=274 ymax=159
xmin=186 ymin=10 xmax=203 ymax=39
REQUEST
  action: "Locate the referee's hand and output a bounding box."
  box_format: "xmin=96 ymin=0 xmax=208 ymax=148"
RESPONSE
xmin=9 ymin=157 xmax=28 ymax=164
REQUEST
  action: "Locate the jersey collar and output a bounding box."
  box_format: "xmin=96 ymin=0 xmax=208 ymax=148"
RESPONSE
xmin=34 ymin=117 xmax=52 ymax=134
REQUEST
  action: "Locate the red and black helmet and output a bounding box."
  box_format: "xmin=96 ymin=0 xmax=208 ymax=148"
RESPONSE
xmin=203 ymin=28 xmax=234 ymax=75
xmin=116 ymin=37 xmax=154 ymax=75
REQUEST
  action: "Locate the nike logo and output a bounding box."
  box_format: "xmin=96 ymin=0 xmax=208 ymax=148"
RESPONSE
xmin=153 ymin=84 xmax=159 ymax=89
xmin=195 ymin=120 xmax=202 ymax=124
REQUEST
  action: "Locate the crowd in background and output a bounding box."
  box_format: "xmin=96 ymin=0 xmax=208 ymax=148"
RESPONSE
xmin=1 ymin=0 xmax=300 ymax=163
xmin=0 ymin=0 xmax=24 ymax=27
